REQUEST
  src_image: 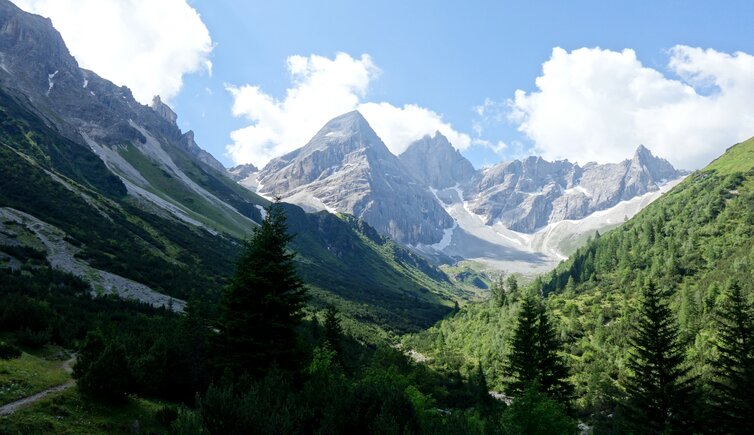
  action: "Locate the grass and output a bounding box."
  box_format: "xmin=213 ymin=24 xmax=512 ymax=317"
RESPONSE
xmin=0 ymin=388 xmax=171 ymax=435
xmin=705 ymin=135 xmax=754 ymax=175
xmin=118 ymin=142 xmax=251 ymax=238
xmin=0 ymin=350 xmax=71 ymax=404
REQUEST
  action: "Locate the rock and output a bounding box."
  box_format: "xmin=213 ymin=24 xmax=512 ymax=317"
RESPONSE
xmin=257 ymin=111 xmax=456 ymax=245
xmin=399 ymin=131 xmax=477 ymax=190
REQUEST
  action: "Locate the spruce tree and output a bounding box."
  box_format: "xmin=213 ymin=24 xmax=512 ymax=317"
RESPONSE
xmin=506 ymin=275 xmax=519 ymax=299
xmin=323 ymin=304 xmax=343 ymax=357
xmin=506 ymin=295 xmax=572 ymax=405
xmin=623 ymin=281 xmax=696 ymax=433
xmin=472 ymin=362 xmax=494 ymax=414
xmin=711 ymin=282 xmax=754 ymax=434
xmin=215 ymin=200 xmax=307 ymax=377
xmin=506 ymin=295 xmax=540 ymax=395
xmin=491 ymin=274 xmax=506 ymax=307
xmin=536 ymin=307 xmax=573 ymax=404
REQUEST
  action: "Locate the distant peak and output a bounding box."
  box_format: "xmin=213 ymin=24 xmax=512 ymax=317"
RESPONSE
xmin=331 ymin=110 xmax=367 ymax=123
xmin=633 ymin=144 xmax=652 ymax=157
xmin=317 ymin=110 xmax=377 ymax=139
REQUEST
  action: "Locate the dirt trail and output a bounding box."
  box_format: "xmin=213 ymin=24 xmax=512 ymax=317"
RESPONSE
xmin=0 ymin=354 xmax=77 ymax=417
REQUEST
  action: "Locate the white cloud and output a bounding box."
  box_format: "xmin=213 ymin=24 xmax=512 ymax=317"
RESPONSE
xmin=471 ymin=138 xmax=508 ymax=154
xmin=510 ymin=46 xmax=754 ymax=169
xmin=226 ymin=53 xmax=470 ymax=167
xmin=15 ymin=0 xmax=212 ymax=104
xmin=358 ymin=102 xmax=471 ymax=155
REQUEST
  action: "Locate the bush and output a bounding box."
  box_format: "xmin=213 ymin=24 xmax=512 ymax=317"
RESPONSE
xmin=0 ymin=341 xmax=21 ymax=360
xmin=155 ymin=405 xmax=179 ymax=426
xmin=500 ymin=386 xmax=576 ymax=435
xmin=74 ymin=331 xmax=133 ymax=403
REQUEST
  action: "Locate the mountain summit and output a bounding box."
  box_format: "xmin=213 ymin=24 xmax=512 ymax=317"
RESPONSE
xmin=399 ymin=132 xmax=477 ymax=190
xmin=257 ymin=111 xmax=456 ymax=246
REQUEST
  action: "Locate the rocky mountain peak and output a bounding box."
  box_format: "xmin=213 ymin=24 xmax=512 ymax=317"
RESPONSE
xmin=0 ymin=0 xmax=81 ymax=98
xmin=257 ymin=111 xmax=456 ymax=245
xmin=399 ymin=131 xmax=477 ymax=189
xmin=228 ymin=163 xmax=259 ymax=182
xmin=151 ymin=95 xmax=177 ymax=125
xmin=630 ymin=144 xmax=682 ymax=182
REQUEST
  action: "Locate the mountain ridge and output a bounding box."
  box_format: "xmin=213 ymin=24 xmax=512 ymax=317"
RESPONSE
xmin=248 ymin=109 xmax=685 ymax=272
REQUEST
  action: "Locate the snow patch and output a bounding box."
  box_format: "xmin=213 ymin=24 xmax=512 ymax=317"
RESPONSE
xmin=46 ymin=70 xmax=58 ymax=96
xmin=430 ymin=222 xmax=456 ymax=250
xmin=564 ymin=185 xmax=592 ymax=198
xmin=255 ymin=204 xmax=267 ymax=221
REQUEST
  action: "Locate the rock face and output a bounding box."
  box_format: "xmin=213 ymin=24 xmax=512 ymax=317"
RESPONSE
xmin=399 ymin=132 xmax=477 ymax=189
xmin=257 ymin=111 xmax=455 ymax=245
xmin=468 ymin=145 xmax=683 ymax=232
xmin=228 ymin=163 xmax=258 ymax=181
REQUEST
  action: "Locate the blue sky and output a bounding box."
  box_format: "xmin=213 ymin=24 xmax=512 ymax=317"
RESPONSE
xmin=16 ymin=0 xmax=754 ymax=169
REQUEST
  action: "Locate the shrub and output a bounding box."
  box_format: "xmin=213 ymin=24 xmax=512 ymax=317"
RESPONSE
xmin=0 ymin=341 xmax=21 ymax=360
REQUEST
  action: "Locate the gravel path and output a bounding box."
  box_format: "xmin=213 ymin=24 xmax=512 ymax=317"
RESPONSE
xmin=0 ymin=354 xmax=77 ymax=417
xmin=0 ymin=381 xmax=75 ymax=416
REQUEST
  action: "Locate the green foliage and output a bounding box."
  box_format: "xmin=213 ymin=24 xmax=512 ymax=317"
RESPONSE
xmin=490 ymin=274 xmax=506 ymax=307
xmin=215 ymin=201 xmax=308 ymax=376
xmin=705 ymin=136 xmax=754 ymax=175
xmin=0 ymin=88 xmax=126 ymax=198
xmin=500 ymin=386 xmax=576 ymax=435
xmin=506 ymin=296 xmax=541 ymax=395
xmin=74 ymin=330 xmax=132 ymax=403
xmin=622 ymin=281 xmax=697 ymax=433
xmin=405 ymin=143 xmax=754 ymax=430
xmin=323 ymin=304 xmax=343 ymax=357
xmin=711 ymin=282 xmax=754 ymax=433
xmin=506 ymin=295 xmax=572 ymax=405
xmin=0 ymin=341 xmax=21 ymax=359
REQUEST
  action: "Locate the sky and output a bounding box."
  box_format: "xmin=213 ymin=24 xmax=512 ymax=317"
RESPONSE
xmin=13 ymin=0 xmax=754 ymax=170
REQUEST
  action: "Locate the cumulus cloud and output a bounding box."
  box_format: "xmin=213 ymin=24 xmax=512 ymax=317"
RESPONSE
xmin=226 ymin=52 xmax=470 ymax=167
xmin=15 ymin=0 xmax=212 ymax=104
xmin=510 ymin=46 xmax=754 ymax=169
xmin=358 ymin=102 xmax=471 ymax=155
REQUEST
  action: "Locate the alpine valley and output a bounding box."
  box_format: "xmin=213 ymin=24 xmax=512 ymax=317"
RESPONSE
xmin=1 ymin=1 xmax=752 ymax=434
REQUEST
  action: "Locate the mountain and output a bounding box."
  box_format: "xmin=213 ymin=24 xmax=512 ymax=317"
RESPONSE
xmin=398 ymin=131 xmax=477 ymax=189
xmin=257 ymin=111 xmax=456 ymax=246
xmin=0 ymin=0 xmax=463 ymax=335
xmin=466 ymin=144 xmax=683 ymax=231
xmin=253 ymin=111 xmax=685 ymax=273
xmin=228 ymin=162 xmax=258 ymax=181
xmin=404 ymin=134 xmax=754 ymax=424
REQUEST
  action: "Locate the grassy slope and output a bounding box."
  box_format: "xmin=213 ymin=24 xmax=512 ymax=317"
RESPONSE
xmin=405 ymin=136 xmax=754 ymax=412
xmin=0 ymin=349 xmax=70 ymax=404
xmin=0 ymin=87 xmax=459 ymax=335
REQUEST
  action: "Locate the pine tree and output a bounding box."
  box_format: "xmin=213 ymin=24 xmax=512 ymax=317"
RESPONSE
xmin=471 ymin=362 xmax=494 ymax=414
xmin=490 ymin=274 xmax=506 ymax=307
xmin=506 ymin=295 xmax=540 ymax=395
xmin=323 ymin=304 xmax=343 ymax=357
xmin=623 ymin=281 xmax=696 ymax=433
xmin=215 ymin=200 xmax=307 ymax=377
xmin=506 ymin=295 xmax=572 ymax=405
xmin=506 ymin=275 xmax=519 ymax=298
xmin=711 ymin=282 xmax=754 ymax=434
xmin=536 ymin=307 xmax=573 ymax=404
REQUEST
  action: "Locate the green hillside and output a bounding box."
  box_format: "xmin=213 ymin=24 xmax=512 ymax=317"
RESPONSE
xmin=0 ymin=86 xmax=458 ymax=336
xmin=404 ymin=136 xmax=754 ymax=422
